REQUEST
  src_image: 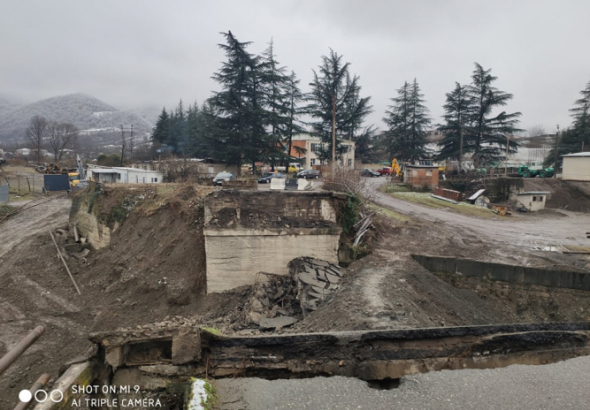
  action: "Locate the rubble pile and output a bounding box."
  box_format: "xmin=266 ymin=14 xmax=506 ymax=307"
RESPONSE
xmin=289 ymin=257 xmax=343 ymax=316
xmin=52 ymin=226 xmax=92 ymax=262
xmin=245 ymin=273 xmax=302 ymax=331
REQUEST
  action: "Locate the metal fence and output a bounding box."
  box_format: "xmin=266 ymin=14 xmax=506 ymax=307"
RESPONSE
xmin=6 ymin=174 xmax=45 ymax=194
xmin=0 ymin=185 xmax=8 ymax=203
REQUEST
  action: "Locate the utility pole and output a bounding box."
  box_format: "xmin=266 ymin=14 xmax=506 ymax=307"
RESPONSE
xmin=120 ymin=125 xmax=126 ymax=166
xmin=553 ymin=124 xmax=560 ymax=178
xmin=505 ymin=135 xmax=510 ymax=176
xmin=310 ymin=81 xmax=337 ymax=175
xmin=129 ymin=124 xmax=134 ymax=160
xmin=458 ymin=119 xmax=464 ymax=175
xmin=331 ymin=94 xmax=336 ymax=175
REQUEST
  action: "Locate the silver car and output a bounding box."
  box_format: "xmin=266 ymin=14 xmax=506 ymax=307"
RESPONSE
xmin=213 ymin=171 xmax=237 ymax=186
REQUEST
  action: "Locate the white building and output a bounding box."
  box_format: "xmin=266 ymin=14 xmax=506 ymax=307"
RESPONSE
xmin=290 ymin=134 xmax=355 ymax=170
xmin=15 ymin=148 xmax=31 ymax=156
xmin=562 ymin=152 xmax=590 ymax=181
xmin=512 ymin=191 xmax=550 ymax=212
xmin=89 ymin=166 xmax=163 ymax=184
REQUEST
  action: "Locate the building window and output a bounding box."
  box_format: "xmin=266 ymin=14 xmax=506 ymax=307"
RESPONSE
xmin=539 ymin=196 xmax=543 ymax=202
xmin=426 ymin=170 xmax=432 ymax=177
xmin=117 ymin=173 xmax=121 ymax=180
xmin=154 ymin=178 xmax=158 ymax=183
xmin=533 ymin=196 xmax=537 ymax=201
xmin=311 ymin=159 xmax=316 ymax=165
xmin=311 ymin=143 xmax=320 ymax=153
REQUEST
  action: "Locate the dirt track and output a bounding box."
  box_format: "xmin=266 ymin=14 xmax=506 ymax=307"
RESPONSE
xmin=0 ymin=195 xmax=71 ymax=258
xmin=369 ymin=178 xmax=590 ymax=251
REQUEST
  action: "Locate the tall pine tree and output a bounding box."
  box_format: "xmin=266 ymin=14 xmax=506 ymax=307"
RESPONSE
xmin=545 ymin=80 xmax=590 ymax=167
xmin=206 ymin=31 xmax=268 ymax=175
xmin=259 ymin=39 xmax=290 ymax=168
xmin=307 ymin=49 xmax=372 ymax=169
xmin=384 ymin=79 xmax=431 ymax=162
xmin=285 ymin=71 xmax=305 ymax=166
xmin=152 ymin=108 xmax=170 ymax=147
xmin=467 ymin=63 xmax=521 ymax=166
xmin=436 ymin=82 xmax=474 ymax=169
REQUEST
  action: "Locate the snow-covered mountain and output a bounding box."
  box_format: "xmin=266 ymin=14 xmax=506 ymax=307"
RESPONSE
xmin=0 ymin=93 xmax=154 ymax=141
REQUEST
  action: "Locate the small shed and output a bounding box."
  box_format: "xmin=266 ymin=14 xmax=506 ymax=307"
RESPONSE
xmin=562 ymin=152 xmax=590 ymax=181
xmin=513 ymin=191 xmax=550 ymax=212
xmin=403 ymin=165 xmax=439 ymax=188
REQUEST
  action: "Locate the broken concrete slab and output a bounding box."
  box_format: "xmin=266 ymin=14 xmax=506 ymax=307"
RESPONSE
xmin=172 ymin=328 xmax=201 ymax=365
xmin=298 ymin=271 xmax=323 ymax=287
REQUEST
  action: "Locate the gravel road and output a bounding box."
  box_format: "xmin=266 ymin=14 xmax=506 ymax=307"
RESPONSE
xmin=214 ymin=355 xmax=590 ymax=410
xmin=369 ymin=178 xmax=590 ymax=250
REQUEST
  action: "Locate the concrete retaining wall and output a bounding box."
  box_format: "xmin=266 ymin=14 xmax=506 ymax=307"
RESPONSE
xmin=204 ymin=190 xmax=343 ymax=293
xmin=412 ymin=254 xmax=590 ymax=291
xmin=205 ymin=232 xmax=340 ymax=292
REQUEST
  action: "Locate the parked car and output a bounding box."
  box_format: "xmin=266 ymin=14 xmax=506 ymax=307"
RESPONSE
xmin=297 ymin=169 xmax=320 ymax=179
xmin=360 ymin=168 xmax=381 ymax=177
xmin=376 ymin=167 xmax=391 ymax=175
xmin=213 ymin=171 xmax=237 ymax=186
xmin=258 ymin=172 xmax=285 ymax=183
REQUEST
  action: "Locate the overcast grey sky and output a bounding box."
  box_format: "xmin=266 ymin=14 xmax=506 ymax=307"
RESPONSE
xmin=1 ymin=0 xmax=589 ymax=132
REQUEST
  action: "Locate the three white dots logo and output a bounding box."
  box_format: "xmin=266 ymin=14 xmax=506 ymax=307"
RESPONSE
xmin=19 ymin=388 xmax=64 ymax=403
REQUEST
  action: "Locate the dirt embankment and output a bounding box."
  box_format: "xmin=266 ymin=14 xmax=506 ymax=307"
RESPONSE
xmin=0 ymin=184 xmax=250 ymax=407
xmin=523 ymin=178 xmax=590 ymax=212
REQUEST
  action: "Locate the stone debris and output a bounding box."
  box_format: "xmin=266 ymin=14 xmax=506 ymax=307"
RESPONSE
xmin=259 ymin=316 xmax=299 ymax=330
xmin=289 ymin=257 xmax=343 ymax=316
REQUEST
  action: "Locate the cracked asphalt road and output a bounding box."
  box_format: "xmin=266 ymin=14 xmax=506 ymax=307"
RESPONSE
xmin=214 ymin=355 xmax=590 ymax=410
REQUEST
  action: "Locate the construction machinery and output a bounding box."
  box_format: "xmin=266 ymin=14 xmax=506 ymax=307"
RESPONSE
xmin=518 ymin=165 xmax=554 ymax=178
xmin=390 ymin=158 xmax=403 ymax=177
xmin=36 ymin=155 xmax=88 ymax=189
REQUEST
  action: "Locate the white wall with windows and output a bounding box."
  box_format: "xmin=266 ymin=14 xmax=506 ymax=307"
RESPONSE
xmin=292 ymin=134 xmax=355 ymax=170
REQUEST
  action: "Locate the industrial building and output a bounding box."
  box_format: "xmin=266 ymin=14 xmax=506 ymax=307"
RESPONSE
xmin=89 ymin=166 xmax=163 ymax=184
xmin=562 ymin=152 xmax=590 ymax=181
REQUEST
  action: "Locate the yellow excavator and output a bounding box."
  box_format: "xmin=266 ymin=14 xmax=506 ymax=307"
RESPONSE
xmin=390 ymin=158 xmax=403 ymax=178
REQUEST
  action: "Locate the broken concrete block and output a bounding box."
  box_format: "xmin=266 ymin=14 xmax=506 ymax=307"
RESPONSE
xmin=72 ymin=248 xmax=90 ymax=259
xmin=311 ymin=285 xmax=330 ymax=295
xmin=315 ymin=270 xmax=330 ymax=283
xmin=249 ymin=311 xmax=262 ymax=325
xmin=259 ymin=316 xmax=298 ymax=330
xmin=105 ymin=346 xmax=127 ymax=368
xmin=308 ymin=289 xmax=327 ymax=299
xmin=172 ymin=329 xmax=201 ymax=365
xmin=327 ymin=266 xmax=342 ymax=277
xmin=298 ymin=271 xmax=322 ymax=287
xmin=325 ymin=271 xmax=341 ymax=284
xmin=251 ymin=298 xmax=264 ymax=312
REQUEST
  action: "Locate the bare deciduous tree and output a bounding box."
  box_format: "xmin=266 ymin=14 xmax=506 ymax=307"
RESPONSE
xmin=47 ymin=121 xmax=79 ymax=161
xmin=527 ymin=125 xmax=547 ymax=138
xmin=25 ymin=115 xmax=48 ymax=163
